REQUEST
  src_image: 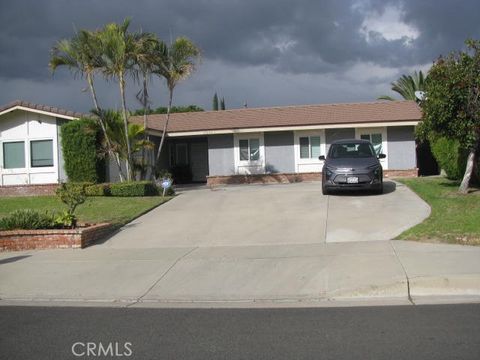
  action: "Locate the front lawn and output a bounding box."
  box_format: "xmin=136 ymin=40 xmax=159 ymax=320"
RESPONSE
xmin=397 ymin=177 xmax=480 ymax=245
xmin=0 ymin=196 xmax=172 ymax=226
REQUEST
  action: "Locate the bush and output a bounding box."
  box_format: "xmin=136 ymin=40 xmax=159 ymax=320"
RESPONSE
xmin=109 ymin=181 xmax=159 ymax=197
xmin=0 ymin=209 xmax=80 ymax=230
xmin=56 ymin=183 xmax=87 ymax=227
xmin=0 ymin=210 xmax=57 ymax=230
xmin=85 ymin=183 xmax=111 ymax=196
xmin=60 ymin=118 xmax=105 ymax=183
xmin=430 ymin=137 xmax=469 ymax=180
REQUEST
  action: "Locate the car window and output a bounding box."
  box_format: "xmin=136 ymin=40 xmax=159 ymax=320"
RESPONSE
xmin=329 ymin=143 xmax=375 ymax=158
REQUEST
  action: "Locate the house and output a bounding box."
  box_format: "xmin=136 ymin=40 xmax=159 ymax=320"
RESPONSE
xmin=0 ymin=100 xmax=83 ymax=190
xmin=0 ymin=99 xmax=423 ymax=191
xmin=130 ymin=100 xmax=423 ymax=185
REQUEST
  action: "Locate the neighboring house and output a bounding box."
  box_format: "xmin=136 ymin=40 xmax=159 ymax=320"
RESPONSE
xmin=0 ymin=100 xmax=83 ymax=187
xmin=130 ymin=100 xmax=422 ymax=185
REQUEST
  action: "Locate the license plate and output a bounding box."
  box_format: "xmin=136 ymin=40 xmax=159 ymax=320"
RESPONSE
xmin=347 ymin=177 xmax=359 ymax=184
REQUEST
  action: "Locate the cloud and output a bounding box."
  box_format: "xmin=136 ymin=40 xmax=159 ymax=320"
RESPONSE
xmin=0 ymin=0 xmax=479 ymax=111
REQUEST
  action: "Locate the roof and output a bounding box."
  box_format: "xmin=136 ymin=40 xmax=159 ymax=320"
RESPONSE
xmin=0 ymin=100 xmax=86 ymax=120
xmin=131 ymin=100 xmax=422 ymax=135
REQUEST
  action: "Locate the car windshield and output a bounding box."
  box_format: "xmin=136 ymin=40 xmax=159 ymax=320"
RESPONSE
xmin=329 ymin=143 xmax=375 ymax=159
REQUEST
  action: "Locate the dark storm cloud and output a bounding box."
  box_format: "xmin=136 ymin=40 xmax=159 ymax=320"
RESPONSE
xmin=0 ymin=0 xmax=479 ymax=110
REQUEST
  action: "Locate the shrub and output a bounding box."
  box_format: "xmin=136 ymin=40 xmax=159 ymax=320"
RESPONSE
xmin=56 ymin=183 xmax=87 ymax=227
xmin=60 ymin=118 xmax=105 ymax=183
xmin=85 ymin=183 xmax=111 ymax=196
xmin=430 ymin=137 xmax=469 ymax=180
xmin=109 ymin=181 xmax=159 ymax=197
xmin=0 ymin=210 xmax=57 ymax=230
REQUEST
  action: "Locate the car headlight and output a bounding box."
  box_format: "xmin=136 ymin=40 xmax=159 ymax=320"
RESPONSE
xmin=368 ymin=165 xmax=382 ymax=177
xmin=325 ymin=166 xmax=335 ymax=178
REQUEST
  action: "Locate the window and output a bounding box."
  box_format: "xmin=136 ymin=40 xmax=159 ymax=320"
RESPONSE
xmin=299 ymin=136 xmax=321 ymax=159
xmin=3 ymin=141 xmax=25 ymax=169
xmin=239 ymin=138 xmax=260 ymax=161
xmin=360 ymin=133 xmax=383 ymax=154
xmin=30 ymin=140 xmax=53 ymax=167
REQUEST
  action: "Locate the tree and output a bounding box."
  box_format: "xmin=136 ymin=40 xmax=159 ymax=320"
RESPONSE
xmin=132 ymin=32 xmax=161 ymax=179
xmin=420 ymin=39 xmax=480 ymax=194
xmin=212 ymin=92 xmax=219 ymax=110
xmin=99 ymin=110 xmax=154 ymax=176
xmin=153 ymin=37 xmax=201 ymax=174
xmin=378 ymin=71 xmax=427 ymax=101
xmin=220 ymin=97 xmax=226 ymax=110
xmin=97 ymin=18 xmax=137 ymax=181
xmin=49 ymin=30 xmax=125 ymax=181
xmin=132 ymin=105 xmax=204 ymax=115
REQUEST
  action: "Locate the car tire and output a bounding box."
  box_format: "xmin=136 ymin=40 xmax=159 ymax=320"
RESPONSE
xmin=374 ymin=183 xmax=383 ymax=195
xmin=322 ymin=183 xmax=329 ymax=195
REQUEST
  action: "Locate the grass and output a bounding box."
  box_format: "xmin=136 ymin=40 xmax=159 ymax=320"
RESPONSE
xmin=0 ymin=196 xmax=173 ymax=226
xmin=397 ymin=177 xmax=480 ymax=245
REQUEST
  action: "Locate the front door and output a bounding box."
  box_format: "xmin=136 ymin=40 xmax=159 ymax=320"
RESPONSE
xmin=190 ymin=142 xmax=209 ymax=182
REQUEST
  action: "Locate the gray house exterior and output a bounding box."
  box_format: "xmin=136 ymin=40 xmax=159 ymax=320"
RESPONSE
xmin=131 ymin=100 xmax=422 ymax=185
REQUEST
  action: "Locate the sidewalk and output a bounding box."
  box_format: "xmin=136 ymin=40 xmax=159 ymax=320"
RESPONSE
xmin=0 ymin=240 xmax=479 ymax=307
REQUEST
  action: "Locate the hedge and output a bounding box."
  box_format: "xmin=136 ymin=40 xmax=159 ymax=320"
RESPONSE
xmin=67 ymin=181 xmax=171 ymax=197
xmin=109 ymin=181 xmax=159 ymax=197
xmin=430 ymin=137 xmax=468 ymax=180
xmin=60 ymin=118 xmax=105 ymax=183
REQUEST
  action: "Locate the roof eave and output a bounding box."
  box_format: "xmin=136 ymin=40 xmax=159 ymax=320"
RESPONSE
xmin=154 ymin=119 xmax=421 ymax=137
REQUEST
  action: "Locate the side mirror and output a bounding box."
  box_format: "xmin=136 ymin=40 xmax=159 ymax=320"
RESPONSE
xmin=318 ymin=155 xmax=326 ymax=160
xmin=378 ymin=153 xmax=386 ymax=159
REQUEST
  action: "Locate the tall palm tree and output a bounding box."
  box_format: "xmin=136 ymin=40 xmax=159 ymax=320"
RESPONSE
xmin=97 ymin=18 xmax=137 ymax=181
xmin=132 ymin=32 xmax=163 ymax=179
xmin=378 ymin=70 xmax=427 ymax=101
xmin=49 ymin=30 xmax=125 ymax=181
xmin=153 ymin=37 xmax=201 ymax=173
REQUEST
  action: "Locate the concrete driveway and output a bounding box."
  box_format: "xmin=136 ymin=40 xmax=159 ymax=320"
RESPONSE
xmin=101 ymin=181 xmax=430 ymax=249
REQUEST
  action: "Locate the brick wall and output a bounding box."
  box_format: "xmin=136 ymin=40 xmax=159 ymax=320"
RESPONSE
xmin=0 ymin=183 xmax=59 ymax=197
xmin=207 ymin=169 xmax=418 ymax=186
xmin=0 ymin=223 xmax=116 ymax=252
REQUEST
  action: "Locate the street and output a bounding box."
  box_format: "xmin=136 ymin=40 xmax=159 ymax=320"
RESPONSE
xmin=1 ymin=304 xmax=479 ymax=359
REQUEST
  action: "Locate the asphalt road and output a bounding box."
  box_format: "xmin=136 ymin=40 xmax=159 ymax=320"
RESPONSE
xmin=1 ymin=304 xmax=479 ymax=360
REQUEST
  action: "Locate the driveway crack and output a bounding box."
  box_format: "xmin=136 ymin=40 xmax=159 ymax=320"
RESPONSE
xmin=127 ymin=247 xmax=198 ymax=307
xmin=324 ymin=194 xmax=330 ymax=244
xmin=390 ymin=242 xmax=415 ymax=305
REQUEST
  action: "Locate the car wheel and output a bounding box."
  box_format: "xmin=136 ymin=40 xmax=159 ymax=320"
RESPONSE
xmin=374 ymin=183 xmax=383 ymax=195
xmin=322 ymin=183 xmax=329 ymax=195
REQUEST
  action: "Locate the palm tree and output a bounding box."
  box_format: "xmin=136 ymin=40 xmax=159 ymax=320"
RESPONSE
xmin=97 ymin=18 xmax=137 ymax=181
xmin=153 ymin=37 xmax=201 ymax=174
xmin=99 ymin=110 xmax=154 ymax=172
xmin=132 ymin=32 xmax=163 ymax=179
xmin=49 ymin=30 xmax=126 ymax=181
xmin=378 ymin=70 xmax=427 ymax=101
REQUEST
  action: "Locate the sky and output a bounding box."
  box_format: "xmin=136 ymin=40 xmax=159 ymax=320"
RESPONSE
xmin=0 ymin=0 xmax=479 ymax=113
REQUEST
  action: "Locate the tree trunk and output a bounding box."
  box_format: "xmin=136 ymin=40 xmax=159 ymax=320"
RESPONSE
xmin=141 ymin=74 xmax=148 ymax=180
xmin=119 ymin=74 xmax=133 ymax=181
xmin=459 ymin=149 xmax=476 ymax=194
xmin=154 ymin=89 xmax=173 ymax=178
xmin=87 ymin=74 xmax=125 ymax=182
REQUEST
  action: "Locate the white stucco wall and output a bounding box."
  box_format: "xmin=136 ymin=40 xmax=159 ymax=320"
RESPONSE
xmin=0 ymin=110 xmax=62 ymax=185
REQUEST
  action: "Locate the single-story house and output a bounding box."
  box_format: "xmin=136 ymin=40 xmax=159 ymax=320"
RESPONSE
xmin=0 ymin=100 xmax=83 ymax=189
xmin=0 ymin=99 xmax=426 ymax=191
xmin=129 ymin=100 xmax=424 ymax=185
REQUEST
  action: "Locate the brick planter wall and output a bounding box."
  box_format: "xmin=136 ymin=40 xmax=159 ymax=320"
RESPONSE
xmin=207 ymin=169 xmax=418 ymax=186
xmin=0 ymin=223 xmax=116 ymax=252
xmin=0 ymin=183 xmax=59 ymax=197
